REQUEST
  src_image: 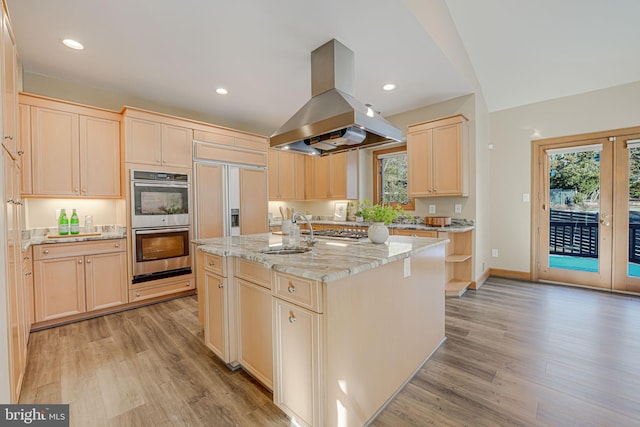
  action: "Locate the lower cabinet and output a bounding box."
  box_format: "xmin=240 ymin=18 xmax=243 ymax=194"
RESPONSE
xmin=272 ymin=273 xmax=323 ymax=427
xmin=33 ymin=239 xmax=127 ymax=323
xmin=235 ymin=258 xmax=273 ymax=389
xmin=204 ymin=270 xmax=227 ymax=361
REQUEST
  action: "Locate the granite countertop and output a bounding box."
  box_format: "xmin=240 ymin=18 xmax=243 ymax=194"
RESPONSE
xmin=194 ymin=233 xmax=448 ymax=283
xmin=23 ymin=227 xmax=127 ymax=252
xmin=269 ymin=218 xmax=474 ymax=233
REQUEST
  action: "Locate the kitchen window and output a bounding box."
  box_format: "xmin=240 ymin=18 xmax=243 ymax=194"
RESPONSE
xmin=373 ymin=146 xmax=415 ymax=210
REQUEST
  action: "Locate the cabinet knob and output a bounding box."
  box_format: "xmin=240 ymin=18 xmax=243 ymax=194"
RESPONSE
xmin=4 ymin=135 xmax=13 ymax=140
xmin=86 ymin=259 xmax=92 ymax=264
xmin=16 ymin=150 xmax=24 ymax=156
xmin=218 ymin=283 xmax=224 ymax=289
xmin=23 ymin=255 xmax=30 ymax=260
xmin=78 ymin=259 xmax=83 ymax=264
xmin=115 ymin=243 xmax=120 ymax=248
xmin=288 ymin=314 xmax=297 ymax=324
xmin=82 ymin=188 xmax=87 ymax=193
xmin=136 ymin=292 xmax=140 ymax=297
xmin=74 ymin=187 xmax=79 ymax=192
xmin=287 ymin=282 xmax=296 ymax=293
xmin=209 ymin=260 xmax=215 ymax=266
xmin=185 ymin=283 xmax=190 ymax=287
xmin=43 ymin=249 xmax=49 ymax=254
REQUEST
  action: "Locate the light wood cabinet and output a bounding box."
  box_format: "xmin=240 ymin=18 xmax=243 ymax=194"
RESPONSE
xmin=22 ymin=247 xmax=34 ymax=329
xmin=33 ymin=239 xmax=127 ymax=322
xmin=20 ymin=93 xmax=122 ymax=198
xmin=205 ymin=270 xmax=226 ymax=360
xmin=123 ymin=108 xmax=193 ymax=168
xmin=272 ymin=271 xmax=324 ymax=427
xmin=239 ymin=167 xmax=268 ymax=235
xmin=393 ymin=228 xmax=438 ymax=238
xmin=407 ymin=114 xmax=468 ymax=198
xmin=2 ymin=12 xmax=17 ymax=157
xmin=305 ymin=150 xmax=357 ymax=200
xmin=269 ymin=149 xmax=305 ymax=200
xmin=235 ymin=258 xmax=272 ymax=389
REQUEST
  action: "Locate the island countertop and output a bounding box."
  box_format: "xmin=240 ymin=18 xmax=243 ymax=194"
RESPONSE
xmin=194 ymin=233 xmax=448 ymax=283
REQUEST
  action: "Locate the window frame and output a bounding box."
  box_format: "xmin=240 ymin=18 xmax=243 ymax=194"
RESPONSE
xmin=372 ymin=145 xmax=415 ymax=210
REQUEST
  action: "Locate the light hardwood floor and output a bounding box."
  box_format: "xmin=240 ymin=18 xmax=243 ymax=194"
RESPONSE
xmin=20 ymin=278 xmax=640 ymax=426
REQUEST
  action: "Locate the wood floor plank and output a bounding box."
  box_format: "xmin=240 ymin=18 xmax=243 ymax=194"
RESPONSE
xmin=20 ymin=280 xmax=640 ymax=426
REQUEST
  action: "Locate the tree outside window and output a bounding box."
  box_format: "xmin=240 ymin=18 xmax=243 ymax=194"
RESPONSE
xmin=374 ymin=146 xmax=415 ymax=210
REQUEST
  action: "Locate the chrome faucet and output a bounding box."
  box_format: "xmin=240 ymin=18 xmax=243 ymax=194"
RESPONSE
xmin=292 ymin=211 xmax=317 ymax=247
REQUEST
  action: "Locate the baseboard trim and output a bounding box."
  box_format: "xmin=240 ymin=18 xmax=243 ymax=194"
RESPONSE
xmin=471 ymin=269 xmax=491 ymax=289
xmin=489 ymin=268 xmax=532 ymax=281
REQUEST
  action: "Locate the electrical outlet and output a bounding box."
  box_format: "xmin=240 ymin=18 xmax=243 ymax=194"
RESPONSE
xmin=522 ymin=193 xmax=530 ymax=202
xmin=454 ymin=204 xmax=462 ymax=214
xmin=492 ymin=249 xmax=499 ymax=257
xmin=429 ymin=205 xmax=436 ymax=214
xmin=55 ymin=209 xmax=61 ymax=222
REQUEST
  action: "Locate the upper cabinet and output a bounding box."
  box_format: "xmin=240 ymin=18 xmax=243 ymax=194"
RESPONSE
xmin=304 ymin=150 xmax=358 ymax=200
xmin=19 ymin=93 xmax=122 ymax=198
xmin=268 ymin=149 xmax=305 ymax=201
xmin=407 ymin=114 xmax=469 ymax=198
xmin=123 ymin=108 xmax=193 ymax=169
xmin=2 ymin=12 xmax=17 ymax=158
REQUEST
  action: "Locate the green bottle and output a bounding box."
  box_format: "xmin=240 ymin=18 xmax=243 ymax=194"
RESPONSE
xmin=58 ymin=209 xmax=69 ymax=235
xmin=70 ymin=209 xmax=80 ymax=235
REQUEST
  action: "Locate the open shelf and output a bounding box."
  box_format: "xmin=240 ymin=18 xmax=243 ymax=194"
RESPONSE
xmin=445 ymin=254 xmax=472 ymax=263
xmin=445 ymin=280 xmax=472 ymax=297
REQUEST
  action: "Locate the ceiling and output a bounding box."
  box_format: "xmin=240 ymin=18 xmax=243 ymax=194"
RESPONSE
xmin=6 ymin=0 xmax=640 ymax=136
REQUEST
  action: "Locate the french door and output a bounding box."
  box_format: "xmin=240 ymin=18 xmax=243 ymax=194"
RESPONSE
xmin=533 ymin=129 xmax=640 ymax=293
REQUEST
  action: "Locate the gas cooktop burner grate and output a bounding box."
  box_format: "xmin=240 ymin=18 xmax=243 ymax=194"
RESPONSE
xmin=303 ymin=228 xmax=369 ymax=240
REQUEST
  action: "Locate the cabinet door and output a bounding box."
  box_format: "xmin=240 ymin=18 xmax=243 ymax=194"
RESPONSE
xmin=268 ymin=149 xmax=279 ymax=199
xmin=204 ymin=271 xmax=226 ymax=360
xmin=294 ymin=154 xmax=306 ymax=200
xmin=305 ymin=155 xmax=329 ymax=200
xmin=194 ymin=162 xmax=224 ymax=239
xmin=432 ymin=123 xmax=462 ymax=196
xmin=329 ymin=151 xmax=347 ymax=199
xmin=237 ymin=278 xmax=273 ymax=389
xmin=2 ymin=15 xmax=17 ymax=156
xmin=407 ymin=129 xmax=433 ymax=197
xmin=31 ymin=107 xmax=80 ymax=196
xmin=22 ymin=249 xmax=34 ymax=329
xmin=273 ymin=298 xmax=322 ymax=427
xmin=124 ymin=116 xmax=162 ymax=165
xmin=161 ymin=124 xmax=192 ymax=168
xmin=18 ymin=104 xmax=32 ymax=195
xmin=85 ymin=252 xmax=127 ymax=311
xmin=240 ymin=168 xmax=268 ymax=235
xmin=34 ymin=256 xmax=86 ymax=322
xmin=278 ymin=151 xmax=296 ymax=200
xmin=80 ymin=115 xmax=121 ymax=197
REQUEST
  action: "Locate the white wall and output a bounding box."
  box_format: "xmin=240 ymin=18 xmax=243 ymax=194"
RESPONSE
xmin=24 ymin=199 xmax=125 ymax=229
xmin=489 ymin=80 xmax=640 ymax=273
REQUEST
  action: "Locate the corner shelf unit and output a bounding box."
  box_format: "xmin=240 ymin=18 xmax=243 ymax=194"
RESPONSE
xmin=441 ymin=230 xmax=473 ymax=297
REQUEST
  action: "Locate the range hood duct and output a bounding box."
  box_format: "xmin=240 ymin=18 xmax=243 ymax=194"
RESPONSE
xmin=270 ymin=39 xmax=404 ymax=155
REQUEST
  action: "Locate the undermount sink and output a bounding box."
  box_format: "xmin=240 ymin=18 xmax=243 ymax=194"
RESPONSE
xmin=259 ymin=246 xmax=312 ymax=255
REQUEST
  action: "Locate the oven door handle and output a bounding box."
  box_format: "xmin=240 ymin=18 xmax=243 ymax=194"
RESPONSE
xmin=132 ymin=181 xmax=189 ymax=189
xmin=134 ymin=227 xmax=190 ymax=235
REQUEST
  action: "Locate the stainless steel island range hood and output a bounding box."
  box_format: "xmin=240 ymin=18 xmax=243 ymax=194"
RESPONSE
xmin=270 ymin=39 xmax=403 ymax=155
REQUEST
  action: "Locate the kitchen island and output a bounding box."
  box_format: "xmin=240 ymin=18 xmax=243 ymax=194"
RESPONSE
xmin=195 ymin=233 xmax=447 ymax=427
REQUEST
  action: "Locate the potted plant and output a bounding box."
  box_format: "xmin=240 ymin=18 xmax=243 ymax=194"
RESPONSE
xmin=355 ymin=199 xmax=404 ymax=243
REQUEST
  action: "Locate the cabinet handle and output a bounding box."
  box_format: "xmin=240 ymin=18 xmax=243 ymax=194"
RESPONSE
xmin=218 ymin=283 xmax=224 ymax=289
xmin=136 ymin=292 xmax=140 ymax=297
xmin=86 ymin=259 xmax=92 ymax=264
xmin=23 ymin=255 xmax=29 ymax=260
xmin=208 ymin=260 xmax=215 ymax=266
xmin=43 ymin=249 xmax=49 ymax=254
xmin=78 ymin=259 xmax=83 ymax=264
xmin=24 ymin=271 xmax=32 ymax=276
xmin=16 ymin=150 xmax=24 ymax=156
xmin=4 ymin=135 xmax=13 ymax=140
xmin=115 ymin=243 xmax=120 ymax=248
xmin=288 ymin=313 xmax=297 ymax=324
xmin=287 ymin=282 xmax=296 ymax=293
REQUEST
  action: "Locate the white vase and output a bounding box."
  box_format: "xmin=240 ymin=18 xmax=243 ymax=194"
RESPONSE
xmin=368 ymin=222 xmax=389 ymax=244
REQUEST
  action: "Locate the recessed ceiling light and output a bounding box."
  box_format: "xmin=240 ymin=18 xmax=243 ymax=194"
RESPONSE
xmin=382 ymin=83 xmax=396 ymax=91
xmin=216 ymin=88 xmax=228 ymax=95
xmin=62 ymin=39 xmax=84 ymax=50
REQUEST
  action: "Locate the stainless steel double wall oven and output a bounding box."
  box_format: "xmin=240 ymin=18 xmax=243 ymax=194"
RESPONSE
xmin=130 ymin=170 xmax=191 ymax=283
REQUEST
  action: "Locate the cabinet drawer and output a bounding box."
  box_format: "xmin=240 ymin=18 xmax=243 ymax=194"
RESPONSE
xmin=203 ymin=253 xmax=224 ymax=276
xmin=273 ymin=272 xmax=322 ymax=313
xmin=235 ymin=258 xmax=271 ymax=289
xmin=33 ymin=238 xmax=125 ymax=260
xmin=393 ymin=229 xmax=438 ymax=238
xmin=129 ymin=279 xmax=194 ymax=302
